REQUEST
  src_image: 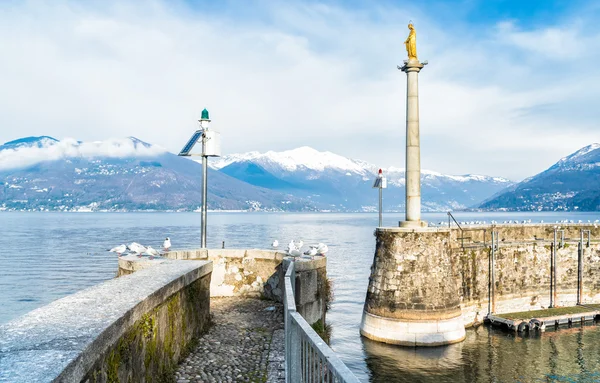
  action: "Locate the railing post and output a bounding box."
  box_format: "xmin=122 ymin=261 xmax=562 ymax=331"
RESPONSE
xmin=289 ymin=321 xmax=301 ymax=383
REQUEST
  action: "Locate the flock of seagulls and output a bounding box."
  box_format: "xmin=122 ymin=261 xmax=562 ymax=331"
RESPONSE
xmin=108 ymin=237 xmax=172 ymax=259
xmin=430 ymin=219 xmax=600 ymax=227
xmin=272 ymin=239 xmax=329 ymax=259
xmin=108 ymin=236 xmax=327 ymax=261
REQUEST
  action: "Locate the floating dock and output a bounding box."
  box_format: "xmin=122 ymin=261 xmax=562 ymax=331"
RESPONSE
xmin=487 ymin=304 xmax=600 ymax=333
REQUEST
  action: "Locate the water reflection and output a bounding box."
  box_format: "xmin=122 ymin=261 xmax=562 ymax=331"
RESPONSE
xmin=363 ymin=337 xmax=464 ymax=382
xmin=361 ymin=323 xmax=600 ymax=383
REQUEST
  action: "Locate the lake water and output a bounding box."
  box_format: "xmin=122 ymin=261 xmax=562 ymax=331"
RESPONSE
xmin=3 ymin=211 xmax=600 ymax=382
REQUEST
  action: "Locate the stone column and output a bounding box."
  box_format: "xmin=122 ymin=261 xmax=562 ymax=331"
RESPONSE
xmin=400 ymin=59 xmax=426 ymax=228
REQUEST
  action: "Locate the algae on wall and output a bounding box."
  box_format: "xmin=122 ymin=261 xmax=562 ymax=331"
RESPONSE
xmin=83 ymin=274 xmax=211 ymax=383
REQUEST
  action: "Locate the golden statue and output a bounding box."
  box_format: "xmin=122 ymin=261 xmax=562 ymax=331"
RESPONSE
xmin=404 ymin=23 xmax=417 ymax=60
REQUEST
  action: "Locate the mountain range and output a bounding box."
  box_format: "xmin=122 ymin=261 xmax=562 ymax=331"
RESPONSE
xmin=0 ymin=137 xmax=311 ymax=212
xmin=479 ymin=144 xmax=600 ymax=211
xmin=2 ymin=135 xmax=598 ymax=212
xmin=211 ymin=147 xmax=513 ymax=212
xmin=0 ymin=136 xmax=514 ymax=212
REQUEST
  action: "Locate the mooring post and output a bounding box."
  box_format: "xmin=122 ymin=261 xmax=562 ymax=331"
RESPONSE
xmin=489 ymin=231 xmax=496 ymax=314
xmin=553 ymin=228 xmax=563 ymax=307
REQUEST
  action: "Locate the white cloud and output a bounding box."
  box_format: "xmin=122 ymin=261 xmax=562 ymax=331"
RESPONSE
xmin=0 ymin=138 xmax=165 ymax=171
xmin=0 ymin=1 xmax=599 ymax=180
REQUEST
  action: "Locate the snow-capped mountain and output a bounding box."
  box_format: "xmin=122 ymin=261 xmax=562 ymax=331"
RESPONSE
xmin=211 ymin=147 xmax=375 ymax=176
xmin=213 ymin=147 xmax=514 ymax=211
xmin=0 ymin=136 xmax=59 ymax=150
xmin=0 ymin=136 xmax=314 ymax=212
xmin=480 ymin=143 xmax=600 ymax=211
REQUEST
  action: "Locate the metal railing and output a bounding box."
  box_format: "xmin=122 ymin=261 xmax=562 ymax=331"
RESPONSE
xmin=284 ymin=262 xmax=360 ymax=383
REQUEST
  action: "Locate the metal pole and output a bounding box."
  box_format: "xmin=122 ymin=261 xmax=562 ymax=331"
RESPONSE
xmin=488 ymin=235 xmax=492 ymax=316
xmin=378 ymin=187 xmax=383 ymax=227
xmin=578 ymin=230 xmax=584 ymax=305
xmin=550 ymin=242 xmax=554 ymax=308
xmin=490 ymin=232 xmax=496 ymax=314
xmin=201 ymin=135 xmax=208 ymax=248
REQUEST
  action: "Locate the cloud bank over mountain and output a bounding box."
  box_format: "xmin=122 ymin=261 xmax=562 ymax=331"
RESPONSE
xmin=0 ymin=137 xmax=166 ymax=171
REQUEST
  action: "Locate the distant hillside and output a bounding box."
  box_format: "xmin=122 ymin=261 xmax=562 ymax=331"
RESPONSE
xmin=479 ymin=144 xmax=600 ymax=211
xmin=0 ymin=137 xmax=314 ymax=212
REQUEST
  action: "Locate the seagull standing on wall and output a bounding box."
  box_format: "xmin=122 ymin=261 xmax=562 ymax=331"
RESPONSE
xmin=128 ymin=242 xmax=147 ymax=257
xmin=287 ymin=240 xmax=302 ymax=257
xmin=304 ymin=246 xmax=318 ymax=257
xmin=145 ymin=246 xmax=160 ymax=256
xmin=108 ymin=244 xmax=127 ymax=256
xmin=163 ymin=237 xmax=172 ymax=251
xmin=316 ymin=243 xmax=329 ymax=255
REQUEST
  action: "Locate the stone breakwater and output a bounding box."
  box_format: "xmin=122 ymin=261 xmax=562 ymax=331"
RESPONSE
xmin=174 ymin=297 xmax=285 ymax=383
xmin=362 ymin=224 xmax=600 ymax=346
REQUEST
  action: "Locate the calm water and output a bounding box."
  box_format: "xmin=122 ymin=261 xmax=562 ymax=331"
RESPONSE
xmin=3 ymin=211 xmax=600 ymax=382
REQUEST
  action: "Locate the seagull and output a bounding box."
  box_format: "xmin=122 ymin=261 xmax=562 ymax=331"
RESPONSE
xmin=272 ymin=240 xmax=279 ymax=248
xmin=296 ymin=240 xmax=304 ymax=251
xmin=316 ymin=243 xmax=329 ymax=256
xmin=128 ymin=242 xmax=147 ymax=257
xmin=287 ymin=240 xmax=302 ymax=258
xmin=163 ymin=237 xmax=172 ymax=251
xmin=108 ymin=244 xmax=127 ymax=256
xmin=145 ymin=246 xmax=160 ymax=256
xmin=304 ymin=247 xmax=318 ymax=257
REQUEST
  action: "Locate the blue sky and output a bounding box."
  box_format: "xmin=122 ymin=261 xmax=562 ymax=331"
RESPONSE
xmin=0 ymin=0 xmax=599 ymax=180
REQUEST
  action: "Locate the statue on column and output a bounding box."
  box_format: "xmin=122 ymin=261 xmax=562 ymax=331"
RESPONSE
xmin=404 ymin=23 xmax=417 ymax=60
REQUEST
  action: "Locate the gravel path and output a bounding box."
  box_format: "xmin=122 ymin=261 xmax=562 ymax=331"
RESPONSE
xmin=174 ymin=297 xmax=285 ymax=383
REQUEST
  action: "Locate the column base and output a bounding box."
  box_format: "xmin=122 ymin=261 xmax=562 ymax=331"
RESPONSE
xmin=399 ymin=220 xmax=428 ymax=228
xmin=360 ymin=311 xmax=466 ymax=347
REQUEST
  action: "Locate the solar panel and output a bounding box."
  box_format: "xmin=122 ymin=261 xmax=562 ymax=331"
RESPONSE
xmin=372 ymin=177 xmax=387 ymax=189
xmin=178 ymin=130 xmax=203 ymax=156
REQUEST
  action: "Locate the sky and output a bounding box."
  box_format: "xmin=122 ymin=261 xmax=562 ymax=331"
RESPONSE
xmin=0 ymin=0 xmax=599 ymax=181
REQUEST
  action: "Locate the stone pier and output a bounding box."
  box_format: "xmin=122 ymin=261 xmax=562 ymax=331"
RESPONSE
xmin=360 ymin=227 xmax=466 ymax=346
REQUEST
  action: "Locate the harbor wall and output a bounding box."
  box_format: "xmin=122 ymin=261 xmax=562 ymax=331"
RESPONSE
xmin=456 ymin=224 xmax=600 ymax=326
xmin=362 ymin=223 xmax=600 ymax=345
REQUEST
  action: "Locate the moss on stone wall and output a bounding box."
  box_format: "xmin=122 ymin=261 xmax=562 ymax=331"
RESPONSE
xmin=83 ymin=274 xmax=210 ymax=383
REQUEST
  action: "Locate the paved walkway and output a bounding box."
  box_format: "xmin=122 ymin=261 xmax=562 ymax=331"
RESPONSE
xmin=174 ymin=297 xmax=285 ymax=383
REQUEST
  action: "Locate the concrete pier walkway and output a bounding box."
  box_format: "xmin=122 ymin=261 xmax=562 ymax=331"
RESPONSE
xmin=174 ymin=297 xmax=285 ymax=383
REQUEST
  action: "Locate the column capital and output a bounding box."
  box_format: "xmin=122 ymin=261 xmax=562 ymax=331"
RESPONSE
xmin=398 ymin=59 xmax=428 ymax=73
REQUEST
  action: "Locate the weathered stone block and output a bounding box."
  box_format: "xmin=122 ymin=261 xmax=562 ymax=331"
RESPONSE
xmin=295 ymin=269 xmax=318 ymax=306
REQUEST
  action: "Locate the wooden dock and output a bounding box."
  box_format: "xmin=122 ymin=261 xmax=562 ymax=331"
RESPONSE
xmin=487 ymin=304 xmax=600 ymax=333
